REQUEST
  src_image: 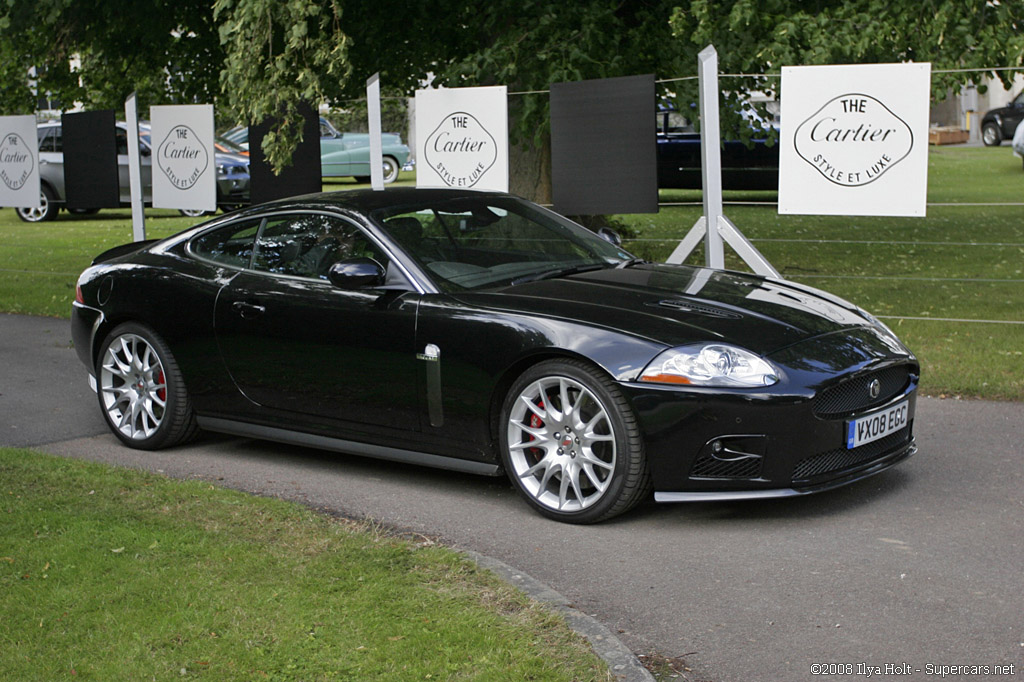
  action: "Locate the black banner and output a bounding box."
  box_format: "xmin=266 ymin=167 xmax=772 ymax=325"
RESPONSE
xmin=550 ymin=74 xmax=657 ymax=216
xmin=248 ymin=103 xmax=321 ymax=204
xmin=62 ymin=111 xmax=120 ymax=209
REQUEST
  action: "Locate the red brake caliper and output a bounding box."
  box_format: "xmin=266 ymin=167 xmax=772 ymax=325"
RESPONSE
xmin=156 ymin=370 xmax=166 ymax=401
xmin=528 ymin=400 xmax=544 ymax=462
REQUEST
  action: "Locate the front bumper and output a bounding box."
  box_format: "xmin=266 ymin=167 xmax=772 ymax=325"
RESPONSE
xmin=627 ymin=361 xmax=919 ymax=500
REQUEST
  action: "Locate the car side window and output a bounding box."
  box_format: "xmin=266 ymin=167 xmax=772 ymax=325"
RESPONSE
xmin=37 ymin=127 xmax=58 ymax=152
xmin=190 ymin=219 xmax=262 ymax=268
xmin=252 ymin=213 xmax=387 ymax=280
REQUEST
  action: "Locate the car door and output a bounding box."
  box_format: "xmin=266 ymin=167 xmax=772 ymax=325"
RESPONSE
xmin=214 ymin=211 xmax=421 ymax=433
xmin=319 ymin=136 xmax=358 ymax=177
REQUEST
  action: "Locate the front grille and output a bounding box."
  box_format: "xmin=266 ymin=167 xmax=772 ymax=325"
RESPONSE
xmin=792 ymin=426 xmax=911 ymax=481
xmin=813 ymin=366 xmax=911 ymax=418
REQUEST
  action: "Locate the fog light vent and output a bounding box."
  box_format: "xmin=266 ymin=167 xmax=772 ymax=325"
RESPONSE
xmin=689 ymin=435 xmax=766 ymax=479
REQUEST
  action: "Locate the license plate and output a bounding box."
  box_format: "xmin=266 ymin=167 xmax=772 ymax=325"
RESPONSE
xmin=846 ymin=400 xmax=909 ymax=449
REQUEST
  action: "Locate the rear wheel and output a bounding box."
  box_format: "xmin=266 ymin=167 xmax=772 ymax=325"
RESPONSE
xmin=16 ymin=185 xmax=59 ymax=222
xmin=500 ymin=359 xmax=651 ymax=523
xmin=96 ymin=323 xmax=199 ymax=450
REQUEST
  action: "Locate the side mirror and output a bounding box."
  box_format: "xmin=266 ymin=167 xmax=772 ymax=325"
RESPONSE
xmin=327 ymin=257 xmax=386 ymax=289
xmin=597 ymin=227 xmax=622 ymax=247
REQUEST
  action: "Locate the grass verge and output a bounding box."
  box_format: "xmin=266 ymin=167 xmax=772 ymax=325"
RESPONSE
xmin=0 ymin=447 xmax=612 ymax=681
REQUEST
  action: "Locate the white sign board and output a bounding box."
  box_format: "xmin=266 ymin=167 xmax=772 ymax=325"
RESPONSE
xmin=415 ymin=86 xmax=508 ymax=192
xmin=0 ymin=115 xmax=40 ymax=209
xmin=150 ymin=104 xmax=216 ymax=212
xmin=779 ymin=63 xmax=931 ymax=217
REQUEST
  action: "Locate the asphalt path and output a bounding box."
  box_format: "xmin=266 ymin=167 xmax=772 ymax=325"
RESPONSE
xmin=3 ymin=313 xmax=1022 ymax=681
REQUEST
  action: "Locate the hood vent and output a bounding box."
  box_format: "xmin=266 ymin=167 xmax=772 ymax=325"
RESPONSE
xmin=649 ymin=299 xmax=742 ymax=319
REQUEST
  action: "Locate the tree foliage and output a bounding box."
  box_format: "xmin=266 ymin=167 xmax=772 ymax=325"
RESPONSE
xmin=0 ymin=0 xmax=224 ymax=115
xmin=214 ymin=0 xmax=351 ymax=170
xmin=671 ymin=0 xmax=1024 ymax=102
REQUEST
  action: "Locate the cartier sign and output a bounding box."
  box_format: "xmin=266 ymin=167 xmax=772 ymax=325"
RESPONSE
xmin=795 ymin=94 xmax=913 ymax=187
xmin=150 ymin=104 xmax=216 ymax=212
xmin=157 ymin=125 xmax=209 ymax=190
xmin=423 ymin=112 xmax=497 ymax=188
xmin=0 ymin=115 xmax=40 ymax=209
xmin=779 ymin=63 xmax=931 ymax=217
xmin=416 ymin=86 xmax=509 ymax=192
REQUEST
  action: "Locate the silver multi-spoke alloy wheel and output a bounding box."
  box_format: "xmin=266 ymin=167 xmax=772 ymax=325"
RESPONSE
xmin=16 ymin=186 xmax=58 ymax=223
xmin=507 ymin=375 xmax=616 ymax=512
xmin=502 ymin=360 xmax=650 ymax=523
xmin=95 ymin=323 xmax=198 ymax=450
xmin=100 ymin=333 xmax=168 ymax=440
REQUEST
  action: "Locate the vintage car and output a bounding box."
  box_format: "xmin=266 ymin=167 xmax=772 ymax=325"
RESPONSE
xmin=222 ymin=117 xmax=411 ymax=184
xmin=18 ymin=121 xmax=250 ymax=222
xmin=72 ymin=188 xmax=919 ymax=523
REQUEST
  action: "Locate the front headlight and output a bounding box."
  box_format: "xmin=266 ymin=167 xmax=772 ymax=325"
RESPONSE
xmin=639 ymin=344 xmax=780 ymax=388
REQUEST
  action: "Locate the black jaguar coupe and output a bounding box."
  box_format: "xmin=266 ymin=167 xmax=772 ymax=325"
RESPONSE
xmin=72 ymin=188 xmax=919 ymax=523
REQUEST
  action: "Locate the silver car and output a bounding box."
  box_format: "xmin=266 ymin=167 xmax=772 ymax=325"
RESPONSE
xmin=18 ymin=121 xmax=250 ymax=222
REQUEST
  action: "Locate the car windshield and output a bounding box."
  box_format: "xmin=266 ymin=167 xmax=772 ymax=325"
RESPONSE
xmin=370 ymin=195 xmax=635 ymax=292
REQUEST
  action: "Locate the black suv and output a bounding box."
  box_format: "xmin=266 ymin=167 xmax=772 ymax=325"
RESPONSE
xmin=981 ymin=91 xmax=1024 ymax=146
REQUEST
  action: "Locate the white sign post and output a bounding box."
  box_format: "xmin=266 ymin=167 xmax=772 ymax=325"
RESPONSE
xmin=415 ymin=86 xmax=508 ymax=192
xmin=779 ymin=63 xmax=931 ymax=217
xmin=0 ymin=115 xmax=41 ymax=211
xmin=367 ymin=73 xmax=385 ymax=191
xmin=124 ymin=93 xmax=146 ymax=241
xmin=151 ymin=104 xmax=216 ymax=214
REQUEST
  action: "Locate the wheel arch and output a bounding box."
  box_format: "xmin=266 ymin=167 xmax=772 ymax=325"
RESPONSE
xmin=486 ymin=349 xmax=618 ymax=448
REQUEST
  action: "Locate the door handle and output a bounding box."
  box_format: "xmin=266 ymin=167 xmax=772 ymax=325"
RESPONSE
xmin=231 ymin=300 xmax=265 ymax=319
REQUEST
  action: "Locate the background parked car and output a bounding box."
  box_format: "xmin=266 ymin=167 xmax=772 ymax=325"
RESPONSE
xmin=656 ymin=104 xmax=779 ymax=191
xmin=222 ymin=117 xmax=412 ymax=184
xmin=19 ymin=121 xmax=250 ymax=223
xmin=981 ymin=91 xmax=1024 ymax=146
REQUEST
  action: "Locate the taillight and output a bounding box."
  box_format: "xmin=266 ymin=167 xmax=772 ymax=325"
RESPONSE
xmin=75 ymin=284 xmax=84 ymax=304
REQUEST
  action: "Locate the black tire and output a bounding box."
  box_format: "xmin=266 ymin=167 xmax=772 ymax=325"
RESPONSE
xmin=16 ymin=184 xmax=59 ymax=223
xmin=95 ymin=323 xmax=199 ymax=450
xmin=499 ymin=359 xmax=651 ymax=523
xmin=982 ymin=123 xmax=1002 ymax=147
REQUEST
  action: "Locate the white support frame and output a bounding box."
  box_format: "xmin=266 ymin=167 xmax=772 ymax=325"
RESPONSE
xmin=124 ymin=92 xmax=146 ymax=241
xmin=665 ymin=45 xmax=780 ymax=279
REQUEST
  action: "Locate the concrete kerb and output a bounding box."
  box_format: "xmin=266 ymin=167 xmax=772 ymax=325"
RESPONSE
xmin=464 ymin=550 xmax=655 ymax=682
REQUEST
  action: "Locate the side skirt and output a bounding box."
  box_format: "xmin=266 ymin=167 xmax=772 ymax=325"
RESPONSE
xmin=197 ymin=416 xmax=503 ymax=477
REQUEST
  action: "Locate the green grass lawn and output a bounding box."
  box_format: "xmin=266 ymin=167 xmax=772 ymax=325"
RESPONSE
xmin=1 ymin=155 xmax=1021 ymax=398
xmin=0 ymin=448 xmax=612 ymax=681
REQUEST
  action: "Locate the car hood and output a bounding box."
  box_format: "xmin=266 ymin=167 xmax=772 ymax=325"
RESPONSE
xmin=453 ymin=263 xmax=883 ymax=356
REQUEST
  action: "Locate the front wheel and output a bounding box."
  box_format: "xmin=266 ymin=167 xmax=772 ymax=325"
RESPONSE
xmin=96 ymin=323 xmax=199 ymax=450
xmin=16 ymin=185 xmax=59 ymax=222
xmin=500 ymin=359 xmax=651 ymax=523
xmin=982 ymin=123 xmax=1002 ymax=147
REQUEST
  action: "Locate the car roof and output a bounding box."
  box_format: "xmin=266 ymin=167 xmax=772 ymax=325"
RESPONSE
xmin=254 ymin=187 xmax=516 ymax=214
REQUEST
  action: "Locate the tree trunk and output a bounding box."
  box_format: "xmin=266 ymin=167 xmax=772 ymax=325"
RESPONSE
xmin=509 ymin=133 xmax=551 ymax=204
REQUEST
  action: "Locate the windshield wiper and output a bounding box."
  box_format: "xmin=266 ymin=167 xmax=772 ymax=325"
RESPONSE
xmin=615 ymin=258 xmax=647 ymax=269
xmin=510 ymin=263 xmax=608 ymax=286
